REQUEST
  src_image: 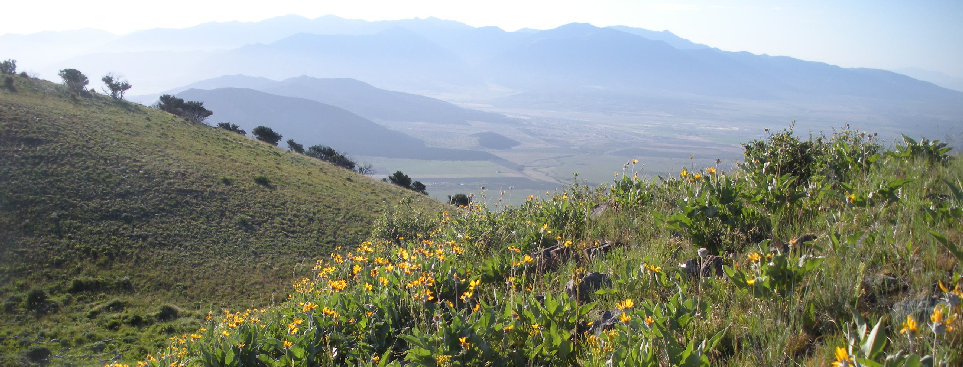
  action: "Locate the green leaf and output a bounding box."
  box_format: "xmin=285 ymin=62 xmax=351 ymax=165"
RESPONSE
xmin=856 ymin=357 xmax=883 ymax=367
xmin=224 ymin=349 xmax=235 ymax=365
xmin=860 ymin=318 xmax=885 ymax=359
xmin=930 ymin=231 xmax=963 ymax=262
xmin=377 ymin=348 xmax=393 ymax=367
xmin=290 ymin=346 xmax=306 ymax=360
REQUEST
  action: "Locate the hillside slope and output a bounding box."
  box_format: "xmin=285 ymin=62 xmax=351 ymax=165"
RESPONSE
xmin=0 ymin=75 xmax=444 ymax=365
xmin=136 ymin=127 xmax=962 ymax=366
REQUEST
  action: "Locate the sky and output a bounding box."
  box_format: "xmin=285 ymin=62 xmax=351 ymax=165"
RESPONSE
xmin=3 ymin=0 xmax=962 ymax=77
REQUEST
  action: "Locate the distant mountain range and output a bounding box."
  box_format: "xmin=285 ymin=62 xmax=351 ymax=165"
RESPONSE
xmin=176 ymin=87 xmax=515 ymax=163
xmin=173 ymin=75 xmax=515 ymax=125
xmin=4 ymin=14 xmax=961 ymax=158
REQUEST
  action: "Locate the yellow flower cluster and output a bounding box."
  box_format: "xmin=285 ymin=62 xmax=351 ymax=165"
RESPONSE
xmin=301 ymin=302 xmax=318 ymax=313
xmin=461 ymin=278 xmax=481 ymax=302
xmin=642 ymin=263 xmax=662 ymax=273
xmin=288 ymin=318 xmax=303 ymax=334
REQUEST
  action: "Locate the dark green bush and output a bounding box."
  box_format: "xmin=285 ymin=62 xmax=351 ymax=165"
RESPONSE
xmin=253 ymin=175 xmax=272 ymax=188
xmin=252 ymin=126 xmax=282 ymax=146
xmin=68 ymin=277 xmax=107 ymax=293
xmin=23 ymin=346 xmax=50 ymax=363
xmin=26 ymin=289 xmax=53 ymax=314
xmin=741 ymin=126 xmax=818 ymax=184
xmin=216 ymin=122 xmax=246 ymax=135
xmin=155 ymin=304 xmax=181 ymax=321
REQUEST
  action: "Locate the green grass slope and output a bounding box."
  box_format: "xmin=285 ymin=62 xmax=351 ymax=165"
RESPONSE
xmin=0 ymin=75 xmax=443 ymax=366
xmin=135 ymin=127 xmax=961 ymax=366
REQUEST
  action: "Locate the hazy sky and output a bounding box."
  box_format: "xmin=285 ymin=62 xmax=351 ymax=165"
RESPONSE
xmin=4 ymin=0 xmax=962 ymax=77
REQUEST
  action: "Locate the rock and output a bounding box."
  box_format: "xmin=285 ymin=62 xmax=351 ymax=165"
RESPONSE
xmin=591 ymin=203 xmax=608 ymax=218
xmin=859 ymin=273 xmax=905 ymax=312
xmin=679 ymin=255 xmax=724 ymax=278
xmin=589 ymin=309 xmax=622 ymax=335
xmin=791 ymin=234 xmax=818 ymax=246
xmin=891 ymin=295 xmax=939 ymax=323
xmin=566 ymin=272 xmax=612 ymax=302
xmin=532 ymin=245 xmax=571 ymax=271
xmin=585 ymin=241 xmax=615 ymax=258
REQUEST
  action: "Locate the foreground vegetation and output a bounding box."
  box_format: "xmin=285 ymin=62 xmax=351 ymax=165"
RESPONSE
xmin=134 ymin=127 xmax=961 ymax=366
xmin=0 ymin=74 xmax=440 ymax=366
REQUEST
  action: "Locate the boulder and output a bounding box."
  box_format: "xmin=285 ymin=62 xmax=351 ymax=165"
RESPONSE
xmin=566 ymin=272 xmax=612 ymax=302
xmin=679 ymin=255 xmax=724 ymax=278
xmin=589 ymin=309 xmax=622 ymax=335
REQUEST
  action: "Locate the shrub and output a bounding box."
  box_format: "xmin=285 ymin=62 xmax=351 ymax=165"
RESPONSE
xmin=253 ymin=175 xmax=272 ymax=188
xmin=156 ymin=304 xmax=181 ymax=321
xmin=23 ymin=346 xmax=51 ymax=363
xmin=68 ymin=276 xmax=107 ymax=293
xmin=156 ymin=94 xmax=213 ymax=123
xmin=306 ymin=145 xmax=356 ymax=170
xmin=286 ymin=139 xmax=305 ymax=154
xmin=0 ymin=59 xmax=15 ymax=74
xmin=892 ymin=134 xmax=952 ymax=166
xmin=252 ymin=126 xmax=282 ymax=146
xmin=741 ymin=125 xmax=818 ymax=184
xmin=3 ymin=76 xmax=13 ymax=91
xmin=101 ymin=73 xmax=132 ymax=99
xmin=26 ymin=289 xmax=55 ymax=314
xmin=58 ymin=68 xmax=89 ymax=93
xmin=216 ymin=122 xmax=246 ymax=135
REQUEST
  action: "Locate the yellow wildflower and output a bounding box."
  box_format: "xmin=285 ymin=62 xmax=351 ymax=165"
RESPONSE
xmin=831 ymin=346 xmax=854 ymax=367
xmin=619 ymin=313 xmax=631 ymax=322
xmin=706 ymin=167 xmax=717 ymax=175
xmin=328 ymin=279 xmax=347 ymax=291
xmin=747 ymin=252 xmax=762 ymax=262
xmin=288 ymin=318 xmax=303 ymax=334
xmin=680 ymin=168 xmax=689 ymax=178
xmin=616 ymin=298 xmax=634 ymax=310
xmin=302 ymin=302 xmax=318 ymax=313
xmin=459 ymin=337 xmax=471 ymax=350
xmin=900 ymin=316 xmax=918 ymax=337
xmin=283 ymin=340 xmax=293 ymax=349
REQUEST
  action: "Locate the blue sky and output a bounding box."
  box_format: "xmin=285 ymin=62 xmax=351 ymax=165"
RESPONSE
xmin=4 ymin=0 xmax=962 ymax=77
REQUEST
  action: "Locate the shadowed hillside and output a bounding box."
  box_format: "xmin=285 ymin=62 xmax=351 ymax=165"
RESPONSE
xmin=0 ymin=74 xmax=443 ymax=365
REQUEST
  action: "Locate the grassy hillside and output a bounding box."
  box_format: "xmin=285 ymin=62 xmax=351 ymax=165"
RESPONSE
xmin=0 ymin=74 xmax=443 ymax=366
xmin=133 ymin=127 xmax=961 ymax=366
